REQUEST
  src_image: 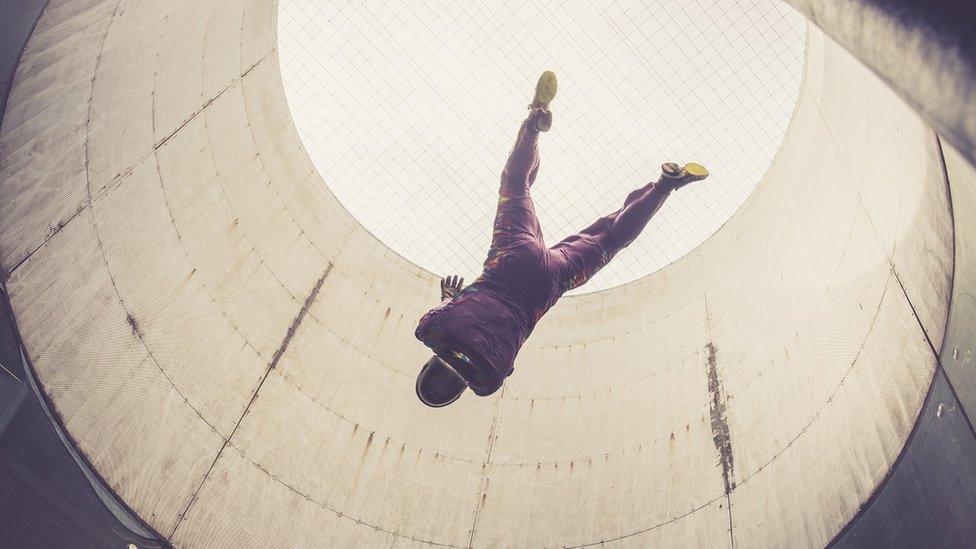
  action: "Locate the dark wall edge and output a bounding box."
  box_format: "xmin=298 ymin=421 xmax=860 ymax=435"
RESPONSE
xmin=0 ymin=2 xmax=168 ymax=546
xmin=0 ymin=0 xmax=47 ymax=134
xmin=827 ymin=137 xmax=976 ymax=547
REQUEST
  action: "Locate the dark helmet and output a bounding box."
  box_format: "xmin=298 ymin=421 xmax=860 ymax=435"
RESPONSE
xmin=416 ymin=355 xmax=467 ymax=408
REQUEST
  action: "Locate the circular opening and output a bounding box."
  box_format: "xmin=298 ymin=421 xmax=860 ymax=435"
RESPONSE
xmin=278 ymin=1 xmax=805 ymax=293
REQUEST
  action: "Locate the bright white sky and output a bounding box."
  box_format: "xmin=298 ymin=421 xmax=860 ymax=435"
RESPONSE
xmin=278 ymin=0 xmax=805 ymax=293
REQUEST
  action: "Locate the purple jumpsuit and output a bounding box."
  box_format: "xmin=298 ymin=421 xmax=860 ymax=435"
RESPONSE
xmin=416 ymin=112 xmax=670 ymax=396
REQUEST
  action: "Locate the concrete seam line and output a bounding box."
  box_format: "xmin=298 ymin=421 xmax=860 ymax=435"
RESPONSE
xmin=466 ymin=384 xmax=506 ymax=548
xmin=930 ymin=133 xmax=976 ymax=437
xmin=224 ymin=442 xmax=459 ymax=547
xmin=168 ymin=264 xmax=332 ymax=540
xmin=84 ymin=2 xmax=224 ymax=438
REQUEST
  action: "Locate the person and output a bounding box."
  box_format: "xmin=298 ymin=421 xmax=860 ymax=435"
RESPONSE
xmin=415 ymin=71 xmax=708 ymax=407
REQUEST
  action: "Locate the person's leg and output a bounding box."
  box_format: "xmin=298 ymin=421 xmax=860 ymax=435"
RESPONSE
xmin=551 ymin=163 xmax=708 ymax=292
xmin=498 ymin=70 xmax=557 ymax=200
xmin=548 ymin=181 xmax=668 ymax=292
xmin=479 ymin=72 xmax=559 ymax=283
xmin=478 ymin=110 xmax=547 ymax=282
xmin=606 ymin=162 xmax=709 ymax=247
xmin=500 ymin=113 xmax=544 ymax=199
xmin=604 ymin=179 xmax=672 ymax=249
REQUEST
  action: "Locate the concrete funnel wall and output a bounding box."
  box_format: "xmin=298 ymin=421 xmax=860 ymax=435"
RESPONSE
xmin=0 ymin=1 xmax=957 ymax=547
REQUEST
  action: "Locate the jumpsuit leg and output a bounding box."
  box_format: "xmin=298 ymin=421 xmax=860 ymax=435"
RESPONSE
xmin=605 ymin=179 xmax=672 ymax=248
xmin=478 ymin=114 xmax=547 ymax=282
xmin=552 ymin=180 xmax=673 ymax=291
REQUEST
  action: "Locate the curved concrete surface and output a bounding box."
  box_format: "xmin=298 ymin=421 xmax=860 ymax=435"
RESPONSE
xmin=0 ymin=1 xmax=967 ymax=547
xmin=785 ymin=0 xmax=976 ymax=168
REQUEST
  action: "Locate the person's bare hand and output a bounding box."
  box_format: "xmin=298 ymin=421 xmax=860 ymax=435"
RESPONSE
xmin=441 ymin=275 xmax=464 ymax=300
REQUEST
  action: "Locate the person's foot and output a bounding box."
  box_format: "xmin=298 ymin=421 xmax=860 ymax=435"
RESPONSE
xmin=660 ymin=162 xmax=709 ymax=190
xmin=529 ymin=71 xmax=557 ymax=132
xmin=533 ymin=71 xmax=558 ymax=108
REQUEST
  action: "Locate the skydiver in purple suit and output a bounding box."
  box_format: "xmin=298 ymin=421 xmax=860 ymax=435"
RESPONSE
xmin=415 ymin=72 xmax=709 ymax=407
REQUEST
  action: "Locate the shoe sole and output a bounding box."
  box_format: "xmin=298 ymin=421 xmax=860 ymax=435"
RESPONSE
xmin=683 ymin=162 xmax=709 ymax=179
xmin=535 ymin=71 xmax=558 ymax=107
xmin=661 ymin=162 xmax=709 ymax=188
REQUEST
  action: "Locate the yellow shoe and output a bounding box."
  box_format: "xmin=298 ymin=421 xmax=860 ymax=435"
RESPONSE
xmin=529 ymin=71 xmax=558 ymax=132
xmin=661 ymin=162 xmax=709 ymax=189
xmin=533 ymin=70 xmax=558 ymax=108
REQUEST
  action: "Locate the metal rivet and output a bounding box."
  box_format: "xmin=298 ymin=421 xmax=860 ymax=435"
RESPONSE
xmin=936 ymin=403 xmax=944 ymax=418
xmin=953 ymin=346 xmax=959 ymax=360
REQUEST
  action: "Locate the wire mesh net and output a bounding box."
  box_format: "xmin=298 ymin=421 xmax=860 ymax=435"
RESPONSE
xmin=278 ymin=0 xmax=805 ymax=294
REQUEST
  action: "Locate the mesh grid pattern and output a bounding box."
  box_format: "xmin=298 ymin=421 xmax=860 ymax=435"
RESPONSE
xmin=278 ymin=0 xmax=805 ymax=293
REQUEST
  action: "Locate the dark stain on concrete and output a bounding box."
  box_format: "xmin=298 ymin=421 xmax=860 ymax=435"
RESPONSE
xmin=125 ymin=313 xmax=141 ymax=337
xmin=268 ymin=266 xmax=331 ymax=370
xmin=706 ymin=342 xmax=735 ymax=494
xmin=170 ymin=264 xmax=332 ymax=538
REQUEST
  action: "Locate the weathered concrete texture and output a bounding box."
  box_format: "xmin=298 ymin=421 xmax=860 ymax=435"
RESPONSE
xmin=784 ymin=0 xmax=976 ymax=167
xmin=0 ymin=1 xmax=961 ymax=548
